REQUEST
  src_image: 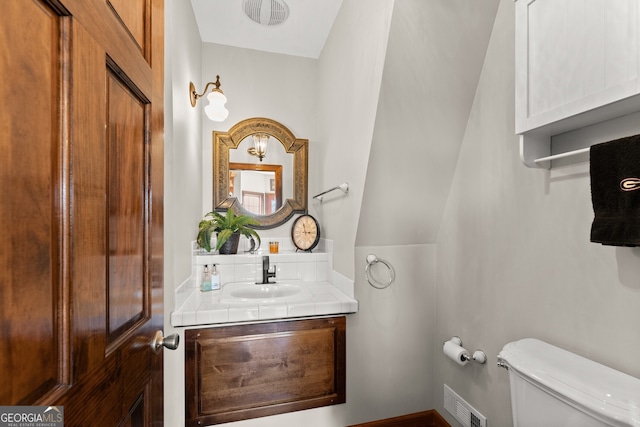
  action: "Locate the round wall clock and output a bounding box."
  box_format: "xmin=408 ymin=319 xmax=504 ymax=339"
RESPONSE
xmin=291 ymin=214 xmax=320 ymax=252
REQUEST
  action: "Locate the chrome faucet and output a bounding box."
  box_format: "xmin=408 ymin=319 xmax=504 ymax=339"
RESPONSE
xmin=260 ymin=255 xmax=276 ymax=284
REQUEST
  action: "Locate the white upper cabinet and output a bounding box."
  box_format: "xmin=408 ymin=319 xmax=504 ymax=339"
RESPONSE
xmin=516 ymin=0 xmax=640 ymax=167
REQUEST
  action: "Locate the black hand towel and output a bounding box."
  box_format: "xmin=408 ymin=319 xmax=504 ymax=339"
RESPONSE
xmin=590 ymin=133 xmax=640 ymax=246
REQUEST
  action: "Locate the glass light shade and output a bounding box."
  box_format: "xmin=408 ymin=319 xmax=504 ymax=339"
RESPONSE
xmin=204 ymin=90 xmax=229 ymax=122
xmin=252 ymin=133 xmax=269 ymax=161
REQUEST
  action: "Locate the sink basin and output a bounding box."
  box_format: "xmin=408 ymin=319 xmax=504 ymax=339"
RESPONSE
xmin=219 ymin=282 xmax=311 ymax=303
xmin=231 ymin=284 xmax=301 ymax=299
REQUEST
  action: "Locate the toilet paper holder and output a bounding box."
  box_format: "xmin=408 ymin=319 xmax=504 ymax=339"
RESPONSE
xmin=444 ymin=336 xmax=486 ymax=364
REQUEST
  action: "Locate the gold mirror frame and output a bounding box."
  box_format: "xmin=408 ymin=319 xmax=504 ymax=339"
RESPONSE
xmin=213 ymin=117 xmax=308 ymax=229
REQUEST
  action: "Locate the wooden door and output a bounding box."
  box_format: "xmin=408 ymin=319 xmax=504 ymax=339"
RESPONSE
xmin=0 ymin=0 xmax=165 ymax=425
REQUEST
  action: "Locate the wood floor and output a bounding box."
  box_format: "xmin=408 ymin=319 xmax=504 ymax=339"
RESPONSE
xmin=347 ymin=410 xmax=451 ymax=427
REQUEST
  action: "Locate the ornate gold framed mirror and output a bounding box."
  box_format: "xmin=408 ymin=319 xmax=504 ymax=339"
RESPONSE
xmin=213 ymin=117 xmax=308 ymax=229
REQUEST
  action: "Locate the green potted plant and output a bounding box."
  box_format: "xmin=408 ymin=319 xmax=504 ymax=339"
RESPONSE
xmin=197 ymin=210 xmax=261 ymax=254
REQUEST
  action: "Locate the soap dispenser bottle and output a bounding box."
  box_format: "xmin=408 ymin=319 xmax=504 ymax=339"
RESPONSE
xmin=210 ymin=264 xmax=220 ymax=290
xmin=201 ymin=264 xmax=212 ymax=292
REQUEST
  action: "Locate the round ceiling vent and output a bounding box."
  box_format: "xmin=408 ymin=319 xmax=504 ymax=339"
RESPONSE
xmin=242 ymin=0 xmax=290 ymax=26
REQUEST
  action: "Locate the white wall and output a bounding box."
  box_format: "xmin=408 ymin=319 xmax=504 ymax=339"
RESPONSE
xmin=344 ymin=3 xmax=497 ymax=424
xmin=433 ymin=0 xmax=640 ymax=426
xmin=348 ymin=244 xmax=436 ymax=424
xmin=357 ymin=0 xmax=500 ymax=247
xmin=164 ymin=0 xmax=203 ymax=288
xmin=164 ymin=0 xmax=202 ymax=425
xmin=200 ymin=43 xmax=318 ymax=241
xmin=316 ymin=0 xmax=394 ymax=278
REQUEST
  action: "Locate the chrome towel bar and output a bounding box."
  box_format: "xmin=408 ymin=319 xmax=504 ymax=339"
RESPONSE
xmin=313 ymin=182 xmax=349 ymax=202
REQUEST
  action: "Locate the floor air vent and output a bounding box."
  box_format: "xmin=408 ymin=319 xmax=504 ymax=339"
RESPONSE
xmin=444 ymin=384 xmax=487 ymax=427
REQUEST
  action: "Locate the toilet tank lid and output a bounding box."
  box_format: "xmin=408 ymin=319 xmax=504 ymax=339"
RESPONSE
xmin=498 ymin=338 xmax=640 ymax=427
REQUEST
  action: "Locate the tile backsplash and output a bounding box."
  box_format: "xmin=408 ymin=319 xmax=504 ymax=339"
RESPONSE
xmin=174 ymin=237 xmax=354 ymax=311
xmin=192 ymin=251 xmax=330 ymax=287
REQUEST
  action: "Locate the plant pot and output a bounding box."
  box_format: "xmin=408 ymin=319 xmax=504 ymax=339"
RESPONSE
xmin=218 ymin=232 xmax=240 ymax=254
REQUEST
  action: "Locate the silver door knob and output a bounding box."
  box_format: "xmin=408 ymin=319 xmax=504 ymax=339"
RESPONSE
xmin=152 ymin=331 xmax=180 ymax=354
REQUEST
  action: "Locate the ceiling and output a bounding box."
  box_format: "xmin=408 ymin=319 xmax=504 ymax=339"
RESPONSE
xmin=190 ymin=0 xmax=344 ymax=59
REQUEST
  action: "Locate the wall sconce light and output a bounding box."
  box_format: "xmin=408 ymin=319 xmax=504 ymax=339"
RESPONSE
xmin=189 ymin=75 xmax=229 ymax=122
xmin=247 ymin=133 xmax=269 ymax=162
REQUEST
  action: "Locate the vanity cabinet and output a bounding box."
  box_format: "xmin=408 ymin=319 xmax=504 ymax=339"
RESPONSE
xmin=185 ymin=316 xmax=346 ymax=426
xmin=516 ymin=0 xmax=640 ymax=167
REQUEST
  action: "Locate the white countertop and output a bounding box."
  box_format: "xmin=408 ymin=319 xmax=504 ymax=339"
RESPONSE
xmin=171 ymin=280 xmax=358 ymax=327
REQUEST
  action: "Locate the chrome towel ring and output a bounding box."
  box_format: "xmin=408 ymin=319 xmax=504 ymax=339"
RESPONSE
xmin=365 ymin=254 xmax=395 ymax=289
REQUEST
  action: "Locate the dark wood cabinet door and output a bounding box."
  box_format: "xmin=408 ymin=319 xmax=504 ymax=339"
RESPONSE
xmin=185 ymin=317 xmax=347 ymax=426
xmin=0 ymin=1 xmax=164 ymax=425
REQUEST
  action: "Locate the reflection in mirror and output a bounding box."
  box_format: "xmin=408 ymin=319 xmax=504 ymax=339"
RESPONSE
xmin=229 ymin=134 xmax=293 ymax=208
xmin=213 ymin=117 xmax=308 ymax=229
xmin=247 ymin=133 xmax=269 ymax=161
xmin=229 ymin=163 xmax=282 ymax=215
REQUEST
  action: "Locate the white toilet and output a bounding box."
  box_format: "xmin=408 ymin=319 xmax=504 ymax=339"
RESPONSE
xmin=497 ymin=338 xmax=640 ymax=427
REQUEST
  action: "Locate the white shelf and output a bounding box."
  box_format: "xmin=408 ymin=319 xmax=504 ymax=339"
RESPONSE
xmin=515 ymin=0 xmax=640 ymax=168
